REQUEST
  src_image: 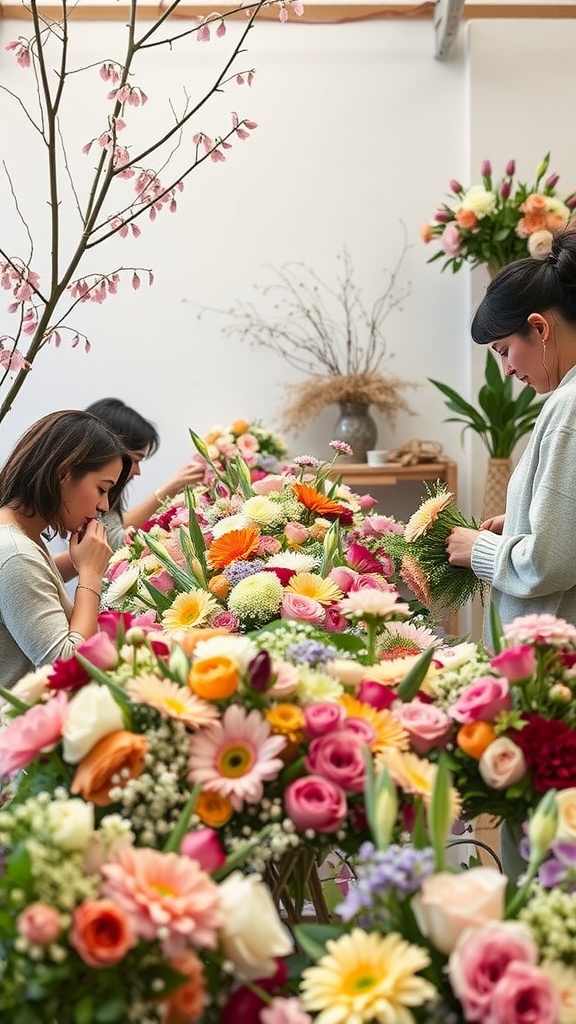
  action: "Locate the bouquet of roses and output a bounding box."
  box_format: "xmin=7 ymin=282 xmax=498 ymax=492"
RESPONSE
xmin=421 ymin=152 xmax=576 ymax=273
xmin=102 ymin=440 xmax=424 ymax=642
xmin=201 ymin=417 xmax=289 ymax=475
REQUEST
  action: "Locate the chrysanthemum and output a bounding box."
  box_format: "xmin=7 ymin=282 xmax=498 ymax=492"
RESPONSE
xmin=188 ymin=704 xmax=287 ymax=810
xmin=100 ymin=847 xmax=223 ymax=955
xmin=294 ymin=668 xmax=344 ymax=705
xmin=376 ymin=748 xmax=461 ymax=821
xmin=286 ymin=572 xmax=343 ymax=606
xmin=339 ymin=590 xmax=411 ymax=621
xmin=192 ymin=634 xmax=258 ymax=671
xmin=292 ymin=482 xmax=347 ymax=518
xmin=404 ymin=489 xmax=453 ymax=542
xmin=339 ymin=695 xmax=409 ymax=752
xmin=104 ymin=565 xmax=141 ymax=606
xmin=126 ymin=674 xmax=218 ymax=729
xmin=211 ymin=513 xmax=250 ymax=538
xmin=242 ymin=495 xmax=285 ymax=529
xmin=300 ymin=928 xmax=436 ymax=1024
xmin=161 ymin=590 xmax=219 ymax=632
xmin=267 ymin=552 xmax=319 ymax=573
xmin=207 ymin=525 xmax=261 ymax=570
xmin=227 ymin=572 xmax=284 ymax=628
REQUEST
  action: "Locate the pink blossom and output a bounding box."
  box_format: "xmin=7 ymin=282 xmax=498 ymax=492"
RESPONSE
xmin=485 ymin=962 xmax=558 ymax=1024
xmin=358 ymin=514 xmax=404 ymax=538
xmin=284 ymin=775 xmax=347 ymax=833
xmin=359 ymin=494 xmax=378 ymax=511
xmin=305 ymin=730 xmax=366 ymax=793
xmin=181 ymin=828 xmax=226 ymax=872
xmin=304 ymin=703 xmax=345 ymax=738
xmin=449 ymin=676 xmax=511 ymax=724
xmin=504 ymin=613 xmax=576 ymax=646
xmin=341 ymin=716 xmax=377 ymax=746
xmin=0 ymin=691 xmax=68 ymax=776
xmin=269 ymin=659 xmax=299 ymax=697
xmin=328 ymin=566 xmax=358 ymax=594
xmin=101 ymin=847 xmax=223 ymax=955
xmin=349 ymin=573 xmax=394 ymax=593
xmin=260 ymin=997 xmax=313 ymax=1024
xmin=392 ymin=699 xmax=452 ymax=755
xmin=358 ymin=679 xmax=397 ymax=710
xmin=76 ymin=632 xmax=119 ymax=671
xmin=448 ymin=921 xmax=538 ymax=1022
xmin=148 ymin=569 xmax=174 ymax=594
xmin=281 ymin=593 xmax=325 ymax=626
xmin=252 ymin=475 xmax=285 ymax=495
xmin=490 ymin=645 xmax=536 ymax=682
xmin=479 ymin=737 xmax=527 ymax=790
xmin=323 ymin=606 xmax=348 ymax=632
xmin=17 ymin=903 xmax=61 ymax=945
xmin=346 ymin=542 xmax=384 ymax=575
xmin=440 ymin=222 xmax=463 ymax=256
xmin=284 ymin=522 xmax=309 ymax=545
xmin=212 ymin=610 xmax=240 ymax=631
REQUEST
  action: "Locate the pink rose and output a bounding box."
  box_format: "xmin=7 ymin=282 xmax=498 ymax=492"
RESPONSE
xmin=0 ymin=691 xmax=68 ymax=776
xmin=486 ymin=962 xmax=559 ymax=1024
xmin=479 ymin=736 xmax=527 ymax=790
xmin=449 ymin=676 xmax=512 ymax=724
xmin=96 ymin=610 xmax=132 ymax=640
xmin=77 ymin=632 xmax=119 ymax=671
xmin=284 ymin=522 xmax=309 ymax=545
xmin=440 ymin=222 xmax=463 ymax=256
xmin=392 ymin=699 xmax=453 ymax=755
xmin=323 ymin=606 xmax=349 ymax=632
xmin=357 ymin=679 xmax=397 ymax=710
xmin=106 ymin=558 xmax=130 ymax=581
xmin=349 ymin=573 xmax=394 ymax=593
xmin=490 ymin=645 xmax=536 ymax=682
xmin=147 ymin=569 xmax=175 ymax=594
xmin=448 ymin=921 xmax=538 ymax=1021
xmin=328 ymin=566 xmax=358 ymax=593
xmin=212 ymin=611 xmax=240 ymax=631
xmin=305 ymin=730 xmax=366 ymax=793
xmin=341 ymin=716 xmax=376 ymax=746
xmin=412 ymin=867 xmax=507 ymax=954
xmin=17 ymin=903 xmax=61 ymax=945
xmin=269 ymin=659 xmax=299 ymax=698
xmin=304 ymin=703 xmax=345 ymax=737
xmin=284 ymin=775 xmax=347 ymax=833
xmin=251 ymin=475 xmax=285 ymax=495
xmin=280 ymin=593 xmax=325 ymax=626
xmin=181 ymin=828 xmax=226 ymax=872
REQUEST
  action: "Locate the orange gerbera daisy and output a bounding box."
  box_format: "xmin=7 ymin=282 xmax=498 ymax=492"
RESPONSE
xmin=292 ymin=482 xmax=347 ymax=518
xmin=206 ymin=525 xmax=261 ymax=570
xmin=339 ymin=694 xmax=409 ymax=752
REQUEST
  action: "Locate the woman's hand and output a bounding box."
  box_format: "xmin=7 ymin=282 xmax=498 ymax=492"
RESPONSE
xmin=480 ymin=514 xmax=505 ymax=535
xmin=69 ymin=519 xmax=112 ymax=579
xmin=161 ymin=460 xmax=205 ymax=499
xmin=445 ymin=526 xmax=480 ymax=569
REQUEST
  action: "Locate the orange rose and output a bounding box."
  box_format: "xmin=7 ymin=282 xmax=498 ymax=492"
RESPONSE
xmin=521 ymin=193 xmax=548 ymax=213
xmin=161 ymin=950 xmax=206 ymax=1024
xmin=230 ymin=419 xmax=250 ymax=435
xmin=70 ymin=730 xmax=148 ymax=806
xmin=188 ymin=655 xmax=239 ymax=700
xmin=195 ymin=790 xmax=234 ymax=827
xmin=456 ymin=721 xmax=496 ymax=760
xmin=208 ymin=574 xmax=230 ymax=600
xmin=170 ymin=627 xmax=230 ymax=656
xmin=456 ymin=208 xmax=478 ymax=230
xmin=69 ymin=899 xmax=136 ymax=967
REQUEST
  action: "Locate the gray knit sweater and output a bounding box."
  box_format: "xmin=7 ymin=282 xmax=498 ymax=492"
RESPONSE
xmin=0 ymin=525 xmax=83 ymax=688
xmin=472 ymin=364 xmax=576 ymax=642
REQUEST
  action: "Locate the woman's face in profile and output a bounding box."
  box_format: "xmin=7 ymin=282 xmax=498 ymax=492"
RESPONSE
xmin=59 ymin=457 xmax=124 ymax=532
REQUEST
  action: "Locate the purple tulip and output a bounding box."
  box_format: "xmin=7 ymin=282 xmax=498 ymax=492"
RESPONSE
xmin=449 ymin=178 xmax=463 ymax=194
xmin=433 ymin=209 xmax=451 ymax=224
xmin=481 ymin=159 xmax=492 ymax=177
xmin=500 ymin=181 xmax=511 ymax=200
xmin=505 ymin=159 xmax=516 ymax=176
xmin=545 ymin=172 xmax=559 ymax=189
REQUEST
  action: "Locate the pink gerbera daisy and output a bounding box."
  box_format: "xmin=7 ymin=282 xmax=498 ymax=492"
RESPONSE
xmin=100 ymin=847 xmax=223 ymax=956
xmin=188 ymin=704 xmax=286 ymax=810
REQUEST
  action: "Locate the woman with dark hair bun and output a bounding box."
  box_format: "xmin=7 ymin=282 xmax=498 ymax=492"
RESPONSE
xmin=0 ymin=410 xmax=131 ymax=688
xmin=445 ymin=225 xmax=576 ymax=643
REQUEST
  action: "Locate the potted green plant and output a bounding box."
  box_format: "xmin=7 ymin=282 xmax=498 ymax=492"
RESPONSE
xmin=429 ymin=349 xmax=546 ymax=518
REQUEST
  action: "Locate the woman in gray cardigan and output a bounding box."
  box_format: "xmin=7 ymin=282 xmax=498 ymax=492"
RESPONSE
xmin=446 ymin=225 xmax=576 ymax=644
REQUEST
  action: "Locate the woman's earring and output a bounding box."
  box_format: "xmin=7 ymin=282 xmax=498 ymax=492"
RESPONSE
xmin=542 ymin=342 xmax=551 ymax=391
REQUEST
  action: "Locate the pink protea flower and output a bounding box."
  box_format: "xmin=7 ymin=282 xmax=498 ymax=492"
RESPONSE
xmin=188 ymin=704 xmax=286 ymax=811
xmin=100 ymin=847 xmax=223 ymax=956
xmin=0 ymin=691 xmax=68 ymax=776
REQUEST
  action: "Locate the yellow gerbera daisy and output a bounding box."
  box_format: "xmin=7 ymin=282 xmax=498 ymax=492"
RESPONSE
xmin=161 ymin=590 xmax=219 ymax=632
xmin=376 ymin=748 xmax=462 ymax=821
xmin=126 ymin=674 xmax=219 ymax=729
xmin=404 ymin=490 xmax=453 ymax=542
xmin=300 ymin=928 xmax=436 ymax=1024
xmin=265 ymin=703 xmax=306 ymax=744
xmin=286 ymin=572 xmax=343 ymax=606
xmin=339 ymin=695 xmax=409 ymax=752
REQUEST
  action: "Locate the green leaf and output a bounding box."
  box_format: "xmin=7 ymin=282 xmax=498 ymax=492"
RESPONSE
xmin=396 ymin=647 xmax=435 ymax=701
xmin=94 ymin=997 xmax=128 ymax=1023
xmin=74 ymin=995 xmax=95 ymax=1024
xmin=488 ymin=602 xmax=504 ymax=653
xmin=140 ymin=531 xmax=199 ymax=593
xmin=293 ymin=922 xmax=345 ymax=960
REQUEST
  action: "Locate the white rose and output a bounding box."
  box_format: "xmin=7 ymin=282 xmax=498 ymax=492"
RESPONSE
xmin=556 ymin=788 xmax=576 ymax=843
xmin=460 ymin=185 xmax=497 ymax=219
xmin=218 ymin=872 xmax=293 ymax=979
xmin=527 ymin=229 xmax=553 ymax=259
xmin=62 ymin=682 xmax=124 ymax=764
xmin=47 ymin=798 xmax=95 ymax=851
xmin=478 ymin=736 xmax=527 ymax=790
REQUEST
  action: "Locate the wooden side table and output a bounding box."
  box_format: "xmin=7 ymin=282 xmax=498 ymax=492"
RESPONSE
xmin=328 ymin=459 xmax=459 ymax=635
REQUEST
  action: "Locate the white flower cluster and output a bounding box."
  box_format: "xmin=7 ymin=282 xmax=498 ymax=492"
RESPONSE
xmin=519 ymin=884 xmax=576 ymax=964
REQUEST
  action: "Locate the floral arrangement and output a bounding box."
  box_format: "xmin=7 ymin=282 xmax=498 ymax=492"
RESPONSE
xmin=201 ymin=418 xmax=290 ymax=474
xmin=421 ymin=153 xmax=576 ymax=273
xmin=102 ymin=441 xmax=434 ymax=640
xmin=214 ymin=243 xmax=417 ymax=432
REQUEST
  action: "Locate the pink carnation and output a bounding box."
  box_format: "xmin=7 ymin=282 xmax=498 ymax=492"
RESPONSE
xmin=504 ymin=613 xmax=576 ymax=646
xmin=0 ymin=691 xmax=68 ymax=776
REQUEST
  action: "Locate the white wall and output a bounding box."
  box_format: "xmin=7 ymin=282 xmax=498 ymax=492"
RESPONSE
xmin=1 ymin=9 xmax=575 ymax=634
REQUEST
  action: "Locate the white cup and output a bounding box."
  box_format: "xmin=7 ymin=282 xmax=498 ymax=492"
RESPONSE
xmin=366 ymin=450 xmax=388 ymax=466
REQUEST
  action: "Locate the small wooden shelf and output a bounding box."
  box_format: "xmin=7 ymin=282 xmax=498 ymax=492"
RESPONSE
xmin=328 ymin=459 xmax=458 ymax=499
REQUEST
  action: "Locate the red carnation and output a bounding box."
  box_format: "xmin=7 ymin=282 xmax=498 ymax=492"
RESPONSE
xmin=510 ymin=714 xmax=576 ymax=792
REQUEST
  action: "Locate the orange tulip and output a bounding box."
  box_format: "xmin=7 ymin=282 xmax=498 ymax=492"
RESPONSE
xmin=70 ymin=730 xmax=148 ymax=806
xmin=195 ymin=790 xmax=234 ymax=827
xmin=188 ymin=655 xmax=239 ymax=700
xmin=208 ymin=574 xmax=230 ymax=600
xmin=456 ymin=721 xmax=496 ymax=760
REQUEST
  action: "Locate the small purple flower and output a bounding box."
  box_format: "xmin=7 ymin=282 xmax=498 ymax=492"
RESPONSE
xmin=538 ymin=839 xmax=576 ymax=891
xmin=329 ymin=440 xmax=353 ymax=457
xmin=335 ymin=842 xmax=435 ymax=924
xmin=285 ymin=639 xmax=338 ymax=665
xmin=223 ymin=558 xmax=266 ymax=586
